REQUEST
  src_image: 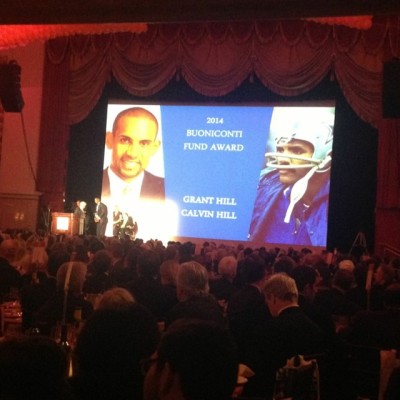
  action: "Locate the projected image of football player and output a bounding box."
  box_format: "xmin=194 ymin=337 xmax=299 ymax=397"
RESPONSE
xmin=102 ymin=107 xmax=165 ymax=206
xmin=248 ymin=107 xmax=335 ymax=247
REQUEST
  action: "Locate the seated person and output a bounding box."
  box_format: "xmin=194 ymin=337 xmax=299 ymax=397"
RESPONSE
xmin=343 ymin=283 xmax=400 ymax=349
xmin=112 ymin=205 xmax=123 ymax=237
xmin=159 ymin=259 xmax=179 ymax=305
xmin=160 ymin=259 xmax=179 ymax=288
xmin=0 ymin=238 xmax=22 ymax=301
xmin=83 ymin=249 xmax=113 ymax=295
xmin=127 ymin=249 xmax=177 ymax=321
xmin=314 ymin=268 xmax=361 ymax=332
xmin=35 ymin=261 xmax=93 ymax=335
xmin=87 ymin=239 xmax=105 ymax=263
xmin=346 ymin=260 xmax=371 ymax=309
xmin=227 ymin=253 xmax=270 ymax=357
xmin=209 ymin=255 xmax=238 ymax=306
xmin=369 ymin=264 xmax=397 ymax=311
xmin=143 ymin=319 xmax=238 ymax=400
xmin=95 ymin=287 xmax=135 ymax=310
xmin=165 ymin=261 xmax=224 ymax=328
xmin=19 ymin=247 xmax=65 ymax=332
xmin=120 ymin=212 xmax=138 ymax=239
xmin=71 ymin=304 xmax=159 ymax=400
xmin=290 ymin=265 xmax=336 ymax=348
xmin=0 ymin=335 xmax=73 ymax=400
xmin=243 ymin=273 xmax=324 ymax=399
xmin=273 ymin=255 xmax=297 ymax=276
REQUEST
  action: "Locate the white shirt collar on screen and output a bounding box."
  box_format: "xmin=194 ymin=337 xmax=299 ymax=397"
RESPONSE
xmin=108 ymin=167 xmax=144 ymax=202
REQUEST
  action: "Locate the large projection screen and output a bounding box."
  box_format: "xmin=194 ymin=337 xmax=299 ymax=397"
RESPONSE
xmin=101 ymin=102 xmax=335 ymax=248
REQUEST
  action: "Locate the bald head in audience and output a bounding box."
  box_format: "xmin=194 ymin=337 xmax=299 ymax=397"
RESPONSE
xmin=218 ymin=256 xmax=237 ymax=282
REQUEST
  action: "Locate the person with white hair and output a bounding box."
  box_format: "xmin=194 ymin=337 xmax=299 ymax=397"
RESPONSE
xmin=95 ymin=287 xmax=135 ymax=310
xmin=242 ymin=273 xmax=324 ymax=399
xmin=210 ymin=256 xmax=238 ymax=305
xmin=73 ymin=200 xmax=87 ymax=235
xmin=249 ymin=106 xmax=335 ymax=246
xmin=165 ymin=261 xmax=224 ymax=327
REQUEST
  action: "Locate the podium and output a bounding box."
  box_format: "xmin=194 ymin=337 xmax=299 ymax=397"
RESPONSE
xmin=51 ymin=212 xmax=84 ymax=235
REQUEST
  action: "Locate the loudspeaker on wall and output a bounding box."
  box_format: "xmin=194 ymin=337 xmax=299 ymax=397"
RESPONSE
xmin=0 ymin=61 xmax=24 ymax=113
xmin=383 ymin=59 xmax=400 ymax=118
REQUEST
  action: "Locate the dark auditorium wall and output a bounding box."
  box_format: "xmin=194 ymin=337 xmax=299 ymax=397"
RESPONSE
xmin=66 ymin=75 xmax=377 ymax=253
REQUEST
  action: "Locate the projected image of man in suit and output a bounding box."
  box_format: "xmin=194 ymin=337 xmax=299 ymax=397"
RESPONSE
xmin=102 ymin=107 xmax=165 ymax=202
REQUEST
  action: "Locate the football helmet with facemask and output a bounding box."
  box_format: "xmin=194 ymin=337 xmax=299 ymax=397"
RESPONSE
xmin=265 ymin=107 xmax=335 ymax=224
xmin=266 ymin=106 xmax=335 ymax=172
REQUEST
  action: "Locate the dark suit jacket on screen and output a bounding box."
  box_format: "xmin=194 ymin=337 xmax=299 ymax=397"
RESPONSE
xmin=102 ymin=168 xmax=165 ymax=201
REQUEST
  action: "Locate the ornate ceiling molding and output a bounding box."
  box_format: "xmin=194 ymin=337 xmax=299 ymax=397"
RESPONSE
xmin=0 ymin=0 xmax=398 ymax=24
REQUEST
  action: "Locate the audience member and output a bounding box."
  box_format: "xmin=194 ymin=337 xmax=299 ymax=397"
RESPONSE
xmin=87 ymin=239 xmax=105 ymax=262
xmin=143 ymin=319 xmax=238 ymax=400
xmin=343 ymin=283 xmax=400 ymax=349
xmin=111 ymin=243 xmax=142 ymax=286
xmin=346 ymin=260 xmax=371 ymax=309
xmin=13 ymin=235 xmax=37 ymax=276
xmin=72 ymin=242 xmax=90 ymax=264
xmin=83 ymin=249 xmax=113 ymax=294
xmin=369 ymin=263 xmax=397 ymax=310
xmin=160 ymin=259 xmax=179 ymax=287
xmin=314 ymin=268 xmax=361 ymax=332
xmin=126 ymin=249 xmax=176 ymax=321
xmin=243 ymin=273 xmax=324 ymax=399
xmin=291 ymin=265 xmax=335 ymax=347
xmin=209 ymin=255 xmax=238 ymax=306
xmin=0 ymin=335 xmax=74 ymax=400
xmin=20 ymin=269 xmax=55 ymax=332
xmin=71 ymin=304 xmax=159 ymax=400
xmin=227 ymin=253 xmax=270 ymax=357
xmin=233 ymin=247 xmax=255 ymax=289
xmin=47 ymin=249 xmax=71 ymax=279
xmin=163 ymin=242 xmax=179 ymax=262
xmin=19 ymin=248 xmax=71 ymax=332
xmin=5 ymin=230 xmax=400 ymax=400
xmin=95 ymin=287 xmax=135 ymax=310
xmin=35 ymin=260 xmax=93 ymax=335
xmin=338 ymin=258 xmax=355 ymax=273
xmin=165 ymin=261 xmax=224 ymax=327
xmin=273 ymin=255 xmax=296 ymax=275
xmin=0 ymin=238 xmax=21 ymax=300
xmin=178 ymin=241 xmax=196 ymax=263
xmin=159 ymin=259 xmax=179 ymax=306
xmin=107 ymin=239 xmax=125 ymax=277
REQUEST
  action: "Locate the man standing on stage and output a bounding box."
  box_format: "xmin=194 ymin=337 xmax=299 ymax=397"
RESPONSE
xmin=94 ymin=197 xmax=108 ymax=238
xmin=74 ymin=200 xmax=87 ymax=235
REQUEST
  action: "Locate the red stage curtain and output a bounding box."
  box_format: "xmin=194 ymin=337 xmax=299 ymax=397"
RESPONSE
xmin=375 ymin=119 xmax=400 ymax=252
xmin=37 ymin=37 xmax=70 ymax=211
xmin=48 ymin=21 xmax=387 ymax=127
